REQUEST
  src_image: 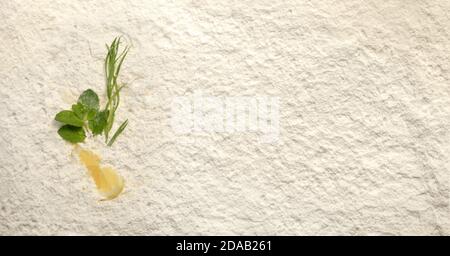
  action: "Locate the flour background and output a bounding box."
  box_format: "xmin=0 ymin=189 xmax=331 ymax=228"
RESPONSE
xmin=1 ymin=0 xmax=450 ymax=235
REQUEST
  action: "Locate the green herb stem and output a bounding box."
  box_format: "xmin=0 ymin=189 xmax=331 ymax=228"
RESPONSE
xmin=103 ymin=37 xmax=129 ymax=145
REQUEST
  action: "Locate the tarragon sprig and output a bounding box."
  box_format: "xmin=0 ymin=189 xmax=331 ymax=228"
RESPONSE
xmin=103 ymin=37 xmax=129 ymax=145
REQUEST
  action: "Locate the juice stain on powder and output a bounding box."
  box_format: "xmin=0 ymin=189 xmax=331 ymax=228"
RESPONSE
xmin=76 ymin=146 xmax=124 ymax=200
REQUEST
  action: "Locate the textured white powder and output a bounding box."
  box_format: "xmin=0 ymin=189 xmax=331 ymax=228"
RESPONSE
xmin=0 ymin=0 xmax=449 ymax=235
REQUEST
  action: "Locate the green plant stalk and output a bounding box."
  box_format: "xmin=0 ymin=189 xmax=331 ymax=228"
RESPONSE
xmin=103 ymin=37 xmax=130 ymax=146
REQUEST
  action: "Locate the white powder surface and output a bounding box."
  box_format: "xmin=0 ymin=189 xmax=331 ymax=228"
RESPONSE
xmin=1 ymin=0 xmax=450 ymax=235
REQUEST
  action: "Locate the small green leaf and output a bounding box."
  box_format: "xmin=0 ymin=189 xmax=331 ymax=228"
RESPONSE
xmin=78 ymin=89 xmax=99 ymax=111
xmin=72 ymin=103 xmax=96 ymax=121
xmin=71 ymin=103 xmax=85 ymax=119
xmin=107 ymin=119 xmax=128 ymax=146
xmin=57 ymin=125 xmax=86 ymax=143
xmin=86 ymin=109 xmax=97 ymax=121
xmin=55 ymin=110 xmax=84 ymax=127
xmin=88 ymin=110 xmax=108 ymax=135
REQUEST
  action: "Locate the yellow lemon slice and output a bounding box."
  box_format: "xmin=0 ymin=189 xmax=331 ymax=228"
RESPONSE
xmin=97 ymin=166 xmax=124 ymax=200
xmin=77 ymin=147 xmax=124 ymax=200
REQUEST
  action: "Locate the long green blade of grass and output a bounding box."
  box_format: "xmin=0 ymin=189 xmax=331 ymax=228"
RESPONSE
xmin=107 ymin=119 xmax=128 ymax=146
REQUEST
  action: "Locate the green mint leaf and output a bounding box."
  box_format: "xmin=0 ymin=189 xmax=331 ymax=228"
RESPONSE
xmin=71 ymin=103 xmax=85 ymax=119
xmin=72 ymin=103 xmax=96 ymax=121
xmin=86 ymin=109 xmax=97 ymax=121
xmin=78 ymin=89 xmax=99 ymax=111
xmin=57 ymin=125 xmax=86 ymax=143
xmin=55 ymin=110 xmax=84 ymax=127
xmin=88 ymin=110 xmax=108 ymax=135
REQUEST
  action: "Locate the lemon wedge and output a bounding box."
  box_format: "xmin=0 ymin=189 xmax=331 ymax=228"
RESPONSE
xmin=77 ymin=147 xmax=124 ymax=200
